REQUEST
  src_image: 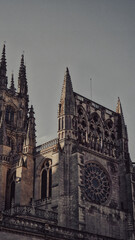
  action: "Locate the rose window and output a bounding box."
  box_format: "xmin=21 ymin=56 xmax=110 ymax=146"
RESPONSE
xmin=85 ymin=162 xmax=110 ymax=204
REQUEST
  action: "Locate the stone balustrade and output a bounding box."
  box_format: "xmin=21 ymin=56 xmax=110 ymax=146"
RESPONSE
xmin=36 ymin=138 xmax=58 ymax=152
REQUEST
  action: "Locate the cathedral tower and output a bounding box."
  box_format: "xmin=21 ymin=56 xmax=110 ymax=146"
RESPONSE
xmin=0 ymin=45 xmax=35 ymax=210
xmin=0 ymin=56 xmax=135 ymax=240
xmin=56 ymin=68 xmax=135 ymax=239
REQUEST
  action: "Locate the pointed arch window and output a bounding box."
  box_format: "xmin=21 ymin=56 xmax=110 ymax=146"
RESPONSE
xmin=41 ymin=159 xmax=52 ymax=199
xmin=41 ymin=169 xmax=47 ymax=198
xmin=58 ymin=118 xmax=60 ymax=131
xmin=7 ymin=136 xmax=14 ymax=152
xmin=10 ymin=172 xmax=16 ymax=207
xmin=5 ymin=105 xmax=15 ymax=125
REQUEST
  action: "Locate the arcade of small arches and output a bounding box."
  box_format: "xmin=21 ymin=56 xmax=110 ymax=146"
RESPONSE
xmin=73 ymin=107 xmax=119 ymax=158
xmin=58 ymin=106 xmax=120 ymax=158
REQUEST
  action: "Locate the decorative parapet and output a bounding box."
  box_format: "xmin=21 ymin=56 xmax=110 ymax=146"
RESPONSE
xmin=0 ymin=155 xmax=10 ymax=162
xmin=3 ymin=205 xmax=57 ymax=223
xmin=0 ymin=213 xmax=121 ymax=240
xmin=75 ymin=92 xmax=116 ymax=115
xmin=34 ymin=198 xmax=51 ymax=207
xmin=36 ymin=138 xmax=58 ymax=152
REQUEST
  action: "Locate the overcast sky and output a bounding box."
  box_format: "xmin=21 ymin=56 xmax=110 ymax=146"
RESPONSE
xmin=0 ymin=0 xmax=135 ymax=160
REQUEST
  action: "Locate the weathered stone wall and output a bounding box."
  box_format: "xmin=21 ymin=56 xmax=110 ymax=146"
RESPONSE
xmin=0 ymin=232 xmax=41 ymax=240
xmin=0 ymin=163 xmax=9 ymax=211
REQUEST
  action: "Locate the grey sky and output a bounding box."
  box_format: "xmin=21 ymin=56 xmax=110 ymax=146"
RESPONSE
xmin=0 ymin=0 xmax=135 ymax=160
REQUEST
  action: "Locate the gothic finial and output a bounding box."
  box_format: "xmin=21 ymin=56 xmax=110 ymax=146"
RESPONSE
xmin=10 ymin=72 xmax=16 ymax=93
xmin=60 ymin=67 xmax=73 ymax=101
xmin=116 ymin=97 xmax=128 ymax=139
xmin=1 ymin=44 xmax=6 ymax=71
xmin=0 ymin=44 xmax=8 ymax=88
xmin=23 ymin=105 xmax=36 ymax=152
xmin=64 ymin=67 xmax=70 ymax=79
xmin=116 ymin=97 xmax=123 ymax=115
xmin=59 ymin=68 xmax=75 ymax=116
xmin=19 ymin=54 xmax=24 ymax=74
xmin=18 ymin=54 xmax=28 ymax=96
xmin=66 ymin=67 xmax=69 ymax=74
xmin=116 ymin=97 xmax=121 ymax=114
xmin=29 ymin=105 xmax=34 ymax=118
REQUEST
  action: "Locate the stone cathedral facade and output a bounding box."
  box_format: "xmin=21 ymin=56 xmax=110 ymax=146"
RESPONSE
xmin=0 ymin=45 xmax=135 ymax=240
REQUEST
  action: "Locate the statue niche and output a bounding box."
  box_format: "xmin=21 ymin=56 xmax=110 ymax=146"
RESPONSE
xmin=77 ymin=106 xmax=87 ymax=145
xmin=88 ymin=112 xmax=103 ymax=152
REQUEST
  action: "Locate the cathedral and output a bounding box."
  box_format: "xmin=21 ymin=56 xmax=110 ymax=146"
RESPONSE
xmin=0 ymin=44 xmax=135 ymax=240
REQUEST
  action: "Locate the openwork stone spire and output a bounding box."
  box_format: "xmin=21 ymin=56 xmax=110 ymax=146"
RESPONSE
xmin=0 ymin=44 xmax=8 ymax=88
xmin=18 ymin=54 xmax=28 ymax=96
xmin=10 ymin=72 xmax=16 ymax=93
xmin=0 ymin=44 xmax=7 ymax=75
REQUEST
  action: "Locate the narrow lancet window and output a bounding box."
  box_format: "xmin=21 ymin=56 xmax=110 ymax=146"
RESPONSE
xmin=41 ymin=169 xmax=47 ymax=199
xmin=5 ymin=105 xmax=15 ymax=125
xmin=41 ymin=159 xmax=52 ymax=199
xmin=49 ymin=168 xmax=52 ymax=198
xmin=10 ymin=172 xmax=16 ymax=207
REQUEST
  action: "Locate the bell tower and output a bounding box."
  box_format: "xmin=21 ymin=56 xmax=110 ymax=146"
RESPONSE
xmin=0 ymin=45 xmax=35 ymax=210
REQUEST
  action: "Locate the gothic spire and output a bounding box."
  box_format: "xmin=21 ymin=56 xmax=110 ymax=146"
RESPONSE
xmin=116 ymin=97 xmax=123 ymax=115
xmin=0 ymin=44 xmax=8 ymax=89
xmin=59 ymin=68 xmax=75 ymax=116
xmin=18 ymin=54 xmax=28 ymax=96
xmin=116 ymin=97 xmax=128 ymax=139
xmin=10 ymin=72 xmax=16 ymax=93
xmin=0 ymin=44 xmax=6 ymax=73
xmin=29 ymin=105 xmax=34 ymax=118
xmin=60 ymin=68 xmax=73 ymax=103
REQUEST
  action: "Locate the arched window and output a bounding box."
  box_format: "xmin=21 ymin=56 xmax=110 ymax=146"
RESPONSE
xmin=58 ymin=118 xmax=60 ymax=131
xmin=7 ymin=136 xmax=14 ymax=152
xmin=5 ymin=105 xmax=15 ymax=125
xmin=49 ymin=168 xmax=52 ymax=198
xmin=41 ymin=169 xmax=47 ymax=199
xmin=41 ymin=160 xmax=52 ymax=199
xmin=62 ymin=117 xmax=64 ymax=129
xmin=10 ymin=172 xmax=16 ymax=207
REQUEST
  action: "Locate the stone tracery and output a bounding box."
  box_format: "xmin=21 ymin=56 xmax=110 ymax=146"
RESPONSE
xmin=88 ymin=112 xmax=103 ymax=151
xmin=104 ymin=119 xmax=117 ymax=157
xmin=85 ymin=162 xmax=110 ymax=204
xmin=72 ymin=106 xmax=120 ymax=158
xmin=77 ymin=106 xmax=87 ymax=144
